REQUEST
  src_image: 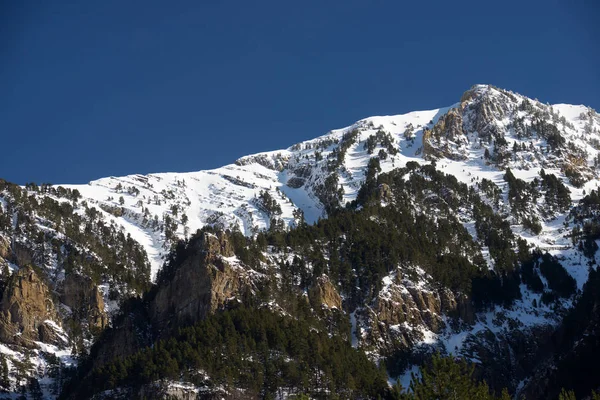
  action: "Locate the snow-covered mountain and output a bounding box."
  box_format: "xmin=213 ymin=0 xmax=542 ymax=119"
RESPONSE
xmin=64 ymin=84 xmax=600 ymax=281
xmin=3 ymin=84 xmax=600 ymax=398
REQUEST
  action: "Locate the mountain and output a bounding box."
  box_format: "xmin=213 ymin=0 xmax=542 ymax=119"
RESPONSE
xmin=1 ymin=84 xmax=600 ymax=399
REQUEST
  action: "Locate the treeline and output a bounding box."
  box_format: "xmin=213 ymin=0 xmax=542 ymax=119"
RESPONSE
xmin=74 ymin=307 xmax=390 ymax=399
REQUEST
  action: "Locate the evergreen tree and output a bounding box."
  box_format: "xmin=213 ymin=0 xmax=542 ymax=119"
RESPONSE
xmin=0 ymin=354 xmax=9 ymax=391
xmin=409 ymin=354 xmax=497 ymax=400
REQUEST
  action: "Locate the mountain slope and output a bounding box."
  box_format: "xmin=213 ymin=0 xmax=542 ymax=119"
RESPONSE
xmin=63 ymin=85 xmax=599 ymax=282
xmin=3 ymin=84 xmax=600 ymax=398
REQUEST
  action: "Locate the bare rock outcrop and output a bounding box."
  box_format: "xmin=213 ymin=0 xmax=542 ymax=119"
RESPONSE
xmin=377 ymin=183 xmax=393 ymax=203
xmin=423 ymin=107 xmax=468 ymax=161
xmin=0 ymin=267 xmax=59 ymax=347
xmin=150 ymin=231 xmax=248 ymax=331
xmin=61 ymin=273 xmax=108 ymax=330
xmin=361 ymin=271 xmax=474 ymax=354
xmin=309 ymin=275 xmax=342 ymax=310
xmin=89 ymin=231 xmax=252 ymax=371
xmin=0 ymin=235 xmax=10 ymax=260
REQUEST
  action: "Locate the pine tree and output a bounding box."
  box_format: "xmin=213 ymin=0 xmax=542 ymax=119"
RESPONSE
xmin=28 ymin=378 xmax=43 ymax=400
xmin=410 ymin=353 xmax=496 ymax=400
xmin=0 ymin=354 xmax=9 ymax=391
xmin=558 ymin=388 xmax=577 ymax=400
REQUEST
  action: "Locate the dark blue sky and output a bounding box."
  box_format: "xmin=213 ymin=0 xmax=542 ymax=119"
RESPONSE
xmin=1 ymin=1 xmax=598 ymax=184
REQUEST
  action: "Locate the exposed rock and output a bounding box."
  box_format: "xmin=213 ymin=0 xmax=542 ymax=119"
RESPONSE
xmin=138 ymin=383 xmax=232 ymax=400
xmin=11 ymin=242 xmax=34 ymax=268
xmin=98 ymin=203 xmax=124 ymax=217
xmin=0 ymin=235 xmax=10 ymax=260
xmin=423 ymin=108 xmax=468 ymax=161
xmin=235 ymin=152 xmax=289 ymax=171
xmin=94 ymin=382 xmax=238 ymax=400
xmin=461 ymin=324 xmax=554 ymax=395
xmin=38 ymin=321 xmax=63 ymax=344
xmin=0 ymin=267 xmax=57 ymax=347
xmin=468 ymin=92 xmax=509 ymax=139
xmin=362 ymin=272 xmax=474 ymax=355
xmin=89 ymin=231 xmax=251 ymax=372
xmin=440 ymin=289 xmax=474 ymax=324
xmin=377 ymin=183 xmax=393 ymax=203
xmin=459 ymin=84 xmax=487 ymax=104
xmin=61 ymin=273 xmax=108 ymax=330
xmin=150 ymin=231 xmax=246 ymax=332
xmin=309 ymin=275 xmax=342 ymax=310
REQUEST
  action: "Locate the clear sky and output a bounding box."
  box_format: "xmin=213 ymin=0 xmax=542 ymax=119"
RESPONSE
xmin=1 ymin=0 xmax=598 ymax=184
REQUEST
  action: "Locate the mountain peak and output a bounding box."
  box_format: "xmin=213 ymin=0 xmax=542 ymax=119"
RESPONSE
xmin=49 ymin=85 xmax=600 ymax=282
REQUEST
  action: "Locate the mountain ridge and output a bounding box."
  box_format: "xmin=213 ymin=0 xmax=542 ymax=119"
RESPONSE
xmin=59 ymin=84 xmax=598 ymax=283
xmin=2 ymin=84 xmax=600 ymax=398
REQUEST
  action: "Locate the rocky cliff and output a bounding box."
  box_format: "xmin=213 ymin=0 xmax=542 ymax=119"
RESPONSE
xmin=356 ymin=268 xmax=474 ymax=355
xmin=89 ymin=230 xmax=256 ymax=372
xmin=309 ymin=275 xmax=342 ymax=310
xmin=0 ymin=267 xmax=60 ymax=347
xmin=61 ymin=273 xmax=108 ymax=331
xmin=150 ymin=231 xmax=251 ymax=332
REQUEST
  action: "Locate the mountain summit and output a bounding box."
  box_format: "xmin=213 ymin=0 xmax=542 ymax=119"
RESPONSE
xmin=63 ymin=85 xmax=599 ymax=279
xmin=1 ymin=84 xmax=600 ymax=399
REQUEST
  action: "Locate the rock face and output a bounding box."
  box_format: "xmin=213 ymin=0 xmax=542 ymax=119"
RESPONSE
xmin=360 ymin=270 xmax=474 ymax=354
xmin=423 ymin=107 xmax=468 ymax=161
xmin=89 ymin=231 xmax=252 ymax=373
xmin=309 ymin=275 xmax=342 ymax=310
xmin=11 ymin=242 xmax=34 ymax=268
xmin=440 ymin=290 xmax=474 ymax=324
xmin=0 ymin=235 xmax=10 ymax=260
xmin=377 ymin=183 xmax=393 ymax=203
xmin=460 ymin=325 xmax=554 ymax=395
xmin=150 ymin=231 xmax=248 ymax=331
xmin=0 ymin=267 xmax=59 ymax=347
xmin=61 ymin=273 xmax=108 ymax=330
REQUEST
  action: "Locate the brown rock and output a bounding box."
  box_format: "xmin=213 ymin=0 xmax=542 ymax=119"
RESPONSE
xmin=363 ymin=277 xmax=476 ymax=354
xmin=0 ymin=267 xmax=57 ymax=347
xmin=61 ymin=273 xmax=108 ymax=330
xmin=422 ymin=108 xmax=468 ymax=161
xmin=309 ymin=275 xmax=342 ymax=310
xmin=441 ymin=289 xmax=474 ymax=324
xmin=0 ymin=235 xmax=10 ymax=260
xmin=150 ymin=231 xmax=246 ymax=331
xmin=90 ymin=231 xmax=250 ymax=371
xmin=377 ymin=183 xmax=393 ymax=203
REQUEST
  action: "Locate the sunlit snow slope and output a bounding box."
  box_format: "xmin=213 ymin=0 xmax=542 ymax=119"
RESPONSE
xmin=63 ymin=85 xmax=600 ymax=281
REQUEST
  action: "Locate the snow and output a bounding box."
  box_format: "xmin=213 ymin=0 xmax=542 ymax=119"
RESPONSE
xmin=0 ymin=83 xmax=596 ymax=398
xmin=395 ymin=365 xmax=420 ymax=392
xmin=50 ymin=88 xmax=598 ymax=291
